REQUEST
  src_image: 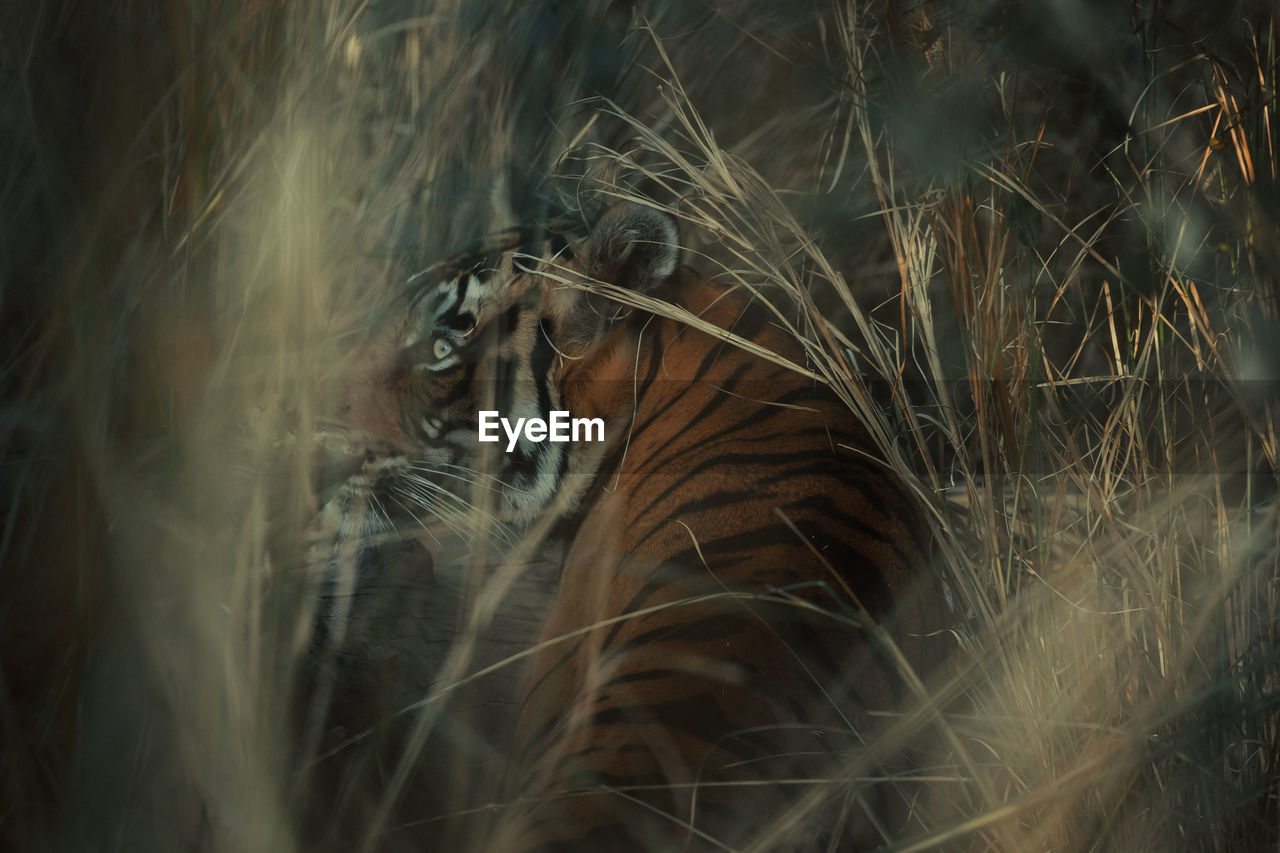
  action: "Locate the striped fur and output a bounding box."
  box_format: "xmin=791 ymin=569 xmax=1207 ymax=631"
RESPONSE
xmin=327 ymin=203 xmax=935 ymax=851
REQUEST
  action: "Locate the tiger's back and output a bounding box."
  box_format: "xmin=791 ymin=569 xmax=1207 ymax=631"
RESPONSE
xmin=489 ymin=258 xmax=934 ymax=852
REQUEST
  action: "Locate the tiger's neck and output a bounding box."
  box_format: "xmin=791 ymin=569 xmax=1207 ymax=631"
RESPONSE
xmin=543 ymin=272 xmax=812 ymax=540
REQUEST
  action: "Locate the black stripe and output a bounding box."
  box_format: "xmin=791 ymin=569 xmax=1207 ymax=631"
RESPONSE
xmin=784 ymin=517 xmax=915 ymax=617
xmin=519 ymin=639 xmax=584 ymax=755
xmin=785 ymin=492 xmax=920 ymax=573
xmin=627 ymin=383 xmax=827 ymax=480
xmin=631 ymin=440 xmax=858 ymax=526
xmin=597 ymin=667 xmax=691 ymax=689
xmin=630 ymin=485 xmax=761 ymax=538
xmin=602 ymin=321 xmax=674 ymax=432
xmin=452 ymin=273 xmax=469 ymax=313
xmin=500 ymin=303 xmax=522 ymax=335
xmin=656 ymin=520 xmax=828 ymax=572
xmin=680 ymin=384 xmax=824 ymax=440
xmin=588 ymin=694 xmax=774 ymax=760
xmin=610 ymin=612 xmax=753 ymax=657
xmin=720 ymin=298 xmax=774 ymax=343
xmin=494 ymin=355 xmax=516 ymax=414
xmin=442 ymin=308 xmax=476 ymax=334
xmin=600 ymin=563 xmax=693 ymax=650
xmin=441 ymin=360 xmax=478 ymax=407
xmin=533 ymin=319 xmax=557 ymax=419
xmin=626 ymin=361 xmax=756 ymax=451
xmin=507 ymin=444 xmax=539 ymax=488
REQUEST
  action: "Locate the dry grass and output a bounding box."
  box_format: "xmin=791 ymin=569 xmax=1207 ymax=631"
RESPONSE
xmin=2 ymin=0 xmax=1277 ymax=851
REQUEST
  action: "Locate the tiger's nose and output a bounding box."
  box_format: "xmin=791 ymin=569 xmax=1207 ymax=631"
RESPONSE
xmin=313 ymin=421 xmax=397 ymax=500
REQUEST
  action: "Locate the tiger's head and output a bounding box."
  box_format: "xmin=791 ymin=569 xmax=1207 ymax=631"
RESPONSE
xmin=324 ymin=203 xmax=682 ymax=534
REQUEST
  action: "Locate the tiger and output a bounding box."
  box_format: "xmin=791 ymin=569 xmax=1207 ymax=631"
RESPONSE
xmin=309 ymin=201 xmax=940 ymax=851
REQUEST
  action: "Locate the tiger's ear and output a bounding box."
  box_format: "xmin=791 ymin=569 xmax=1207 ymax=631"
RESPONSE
xmin=583 ymin=203 xmax=680 ymax=293
xmin=550 ymin=203 xmax=680 ymax=354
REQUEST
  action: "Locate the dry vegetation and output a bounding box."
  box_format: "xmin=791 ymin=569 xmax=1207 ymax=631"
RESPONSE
xmin=2 ymin=0 xmax=1277 ymax=850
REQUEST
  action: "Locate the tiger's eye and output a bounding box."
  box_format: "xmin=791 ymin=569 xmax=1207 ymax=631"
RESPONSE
xmin=432 ymin=338 xmax=453 ymax=360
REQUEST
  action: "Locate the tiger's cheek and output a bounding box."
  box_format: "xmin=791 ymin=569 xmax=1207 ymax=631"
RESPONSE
xmin=406 ymin=361 xmax=483 ymax=448
xmin=333 ymin=335 xmax=411 ymax=454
